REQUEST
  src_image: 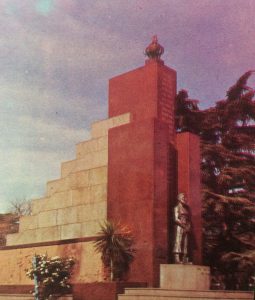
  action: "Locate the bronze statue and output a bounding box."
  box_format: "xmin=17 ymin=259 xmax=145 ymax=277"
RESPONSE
xmin=173 ymin=193 xmax=192 ymax=264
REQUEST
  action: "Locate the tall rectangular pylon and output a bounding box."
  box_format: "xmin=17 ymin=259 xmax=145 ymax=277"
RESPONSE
xmin=107 ymin=59 xmax=177 ymax=286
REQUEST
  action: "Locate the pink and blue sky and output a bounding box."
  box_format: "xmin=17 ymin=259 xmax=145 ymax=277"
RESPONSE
xmin=0 ymin=0 xmax=255 ymax=212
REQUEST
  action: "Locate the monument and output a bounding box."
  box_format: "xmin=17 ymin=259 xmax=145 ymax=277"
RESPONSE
xmin=0 ymin=37 xmax=252 ymax=300
xmin=107 ymin=36 xmax=202 ymax=286
xmin=0 ymin=34 xmax=201 ymax=288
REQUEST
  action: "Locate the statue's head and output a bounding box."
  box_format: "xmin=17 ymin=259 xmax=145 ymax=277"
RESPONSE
xmin=177 ymin=193 xmax=187 ymax=204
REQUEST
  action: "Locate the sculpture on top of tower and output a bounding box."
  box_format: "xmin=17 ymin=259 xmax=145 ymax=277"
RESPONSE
xmin=145 ymin=35 xmax=164 ymax=60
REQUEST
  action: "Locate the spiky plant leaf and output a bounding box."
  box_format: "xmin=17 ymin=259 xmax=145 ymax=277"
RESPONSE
xmin=94 ymin=220 xmax=135 ymax=281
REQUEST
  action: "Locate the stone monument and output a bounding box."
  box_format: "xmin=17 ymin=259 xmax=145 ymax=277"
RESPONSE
xmin=107 ymin=36 xmax=202 ymax=286
xmin=0 ymin=37 xmax=205 ymax=295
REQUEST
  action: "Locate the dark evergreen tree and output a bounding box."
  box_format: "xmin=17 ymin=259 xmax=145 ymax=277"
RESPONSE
xmin=175 ymin=89 xmax=200 ymax=133
xmin=176 ymin=71 xmax=255 ymax=290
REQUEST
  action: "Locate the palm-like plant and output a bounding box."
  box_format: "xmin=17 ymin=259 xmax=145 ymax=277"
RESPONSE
xmin=93 ymin=220 xmax=135 ymax=281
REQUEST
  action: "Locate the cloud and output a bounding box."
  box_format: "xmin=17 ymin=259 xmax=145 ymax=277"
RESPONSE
xmin=35 ymin=0 xmax=55 ymax=16
xmin=0 ymin=147 xmax=66 ymax=212
xmin=0 ymin=0 xmax=255 ymax=212
xmin=0 ymin=113 xmax=89 ymax=212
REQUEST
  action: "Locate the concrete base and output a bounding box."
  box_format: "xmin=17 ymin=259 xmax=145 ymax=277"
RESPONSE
xmin=0 ymin=296 xmax=72 ymax=300
xmin=0 ymin=283 xmax=146 ymax=300
xmin=160 ymin=264 xmax=210 ymax=290
xmin=117 ymin=264 xmax=253 ymax=300
xmin=119 ymin=288 xmax=253 ymax=300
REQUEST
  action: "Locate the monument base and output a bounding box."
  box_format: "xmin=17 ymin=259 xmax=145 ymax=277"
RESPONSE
xmin=117 ymin=264 xmax=253 ymax=300
xmin=119 ymin=288 xmax=253 ymax=300
xmin=160 ymin=264 xmax=210 ymax=290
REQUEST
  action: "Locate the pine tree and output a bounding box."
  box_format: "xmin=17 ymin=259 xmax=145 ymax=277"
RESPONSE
xmin=175 ymin=89 xmax=200 ymax=133
xmin=176 ymin=71 xmax=255 ymax=290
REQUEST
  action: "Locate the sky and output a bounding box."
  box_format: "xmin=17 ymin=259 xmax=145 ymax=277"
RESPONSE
xmin=0 ymin=0 xmax=255 ymax=212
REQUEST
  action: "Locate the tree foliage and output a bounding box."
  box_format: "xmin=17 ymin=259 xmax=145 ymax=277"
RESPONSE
xmin=93 ymin=220 xmax=135 ymax=281
xmin=175 ymin=89 xmax=200 ymax=133
xmin=176 ymin=71 xmax=255 ymax=289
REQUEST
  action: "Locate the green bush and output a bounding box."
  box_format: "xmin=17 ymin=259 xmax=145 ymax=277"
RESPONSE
xmin=26 ymin=254 xmax=75 ymax=300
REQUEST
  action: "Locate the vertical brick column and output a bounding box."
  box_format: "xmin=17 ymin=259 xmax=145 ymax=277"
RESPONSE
xmin=176 ymin=132 xmax=202 ymax=264
xmin=107 ymin=60 xmax=177 ymax=286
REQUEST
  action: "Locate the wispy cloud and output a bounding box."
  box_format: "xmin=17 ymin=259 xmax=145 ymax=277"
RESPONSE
xmin=0 ymin=113 xmax=89 ymax=211
xmin=0 ymin=0 xmax=255 ymax=211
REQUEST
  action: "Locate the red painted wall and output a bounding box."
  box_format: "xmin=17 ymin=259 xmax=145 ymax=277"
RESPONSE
xmin=109 ymin=59 xmax=176 ymax=142
xmin=108 ymin=119 xmax=170 ymax=286
xmin=72 ymin=282 xmax=147 ymax=300
xmin=107 ymin=60 xmax=177 ymax=286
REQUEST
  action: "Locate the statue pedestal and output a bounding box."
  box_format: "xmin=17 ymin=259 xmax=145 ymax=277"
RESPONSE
xmin=118 ymin=265 xmax=253 ymax=299
xmin=160 ymin=264 xmax=210 ymax=290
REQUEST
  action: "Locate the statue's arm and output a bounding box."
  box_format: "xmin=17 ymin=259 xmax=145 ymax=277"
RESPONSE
xmin=184 ymin=209 xmax=192 ymax=232
xmin=174 ymin=206 xmax=185 ymax=228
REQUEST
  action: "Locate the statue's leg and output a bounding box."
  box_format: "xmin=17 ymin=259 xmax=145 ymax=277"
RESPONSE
xmin=182 ymin=232 xmax=188 ymax=263
xmin=173 ymin=226 xmax=182 ymax=263
xmin=174 ymin=253 xmax=181 ymax=263
xmin=173 ymin=226 xmax=183 ymax=264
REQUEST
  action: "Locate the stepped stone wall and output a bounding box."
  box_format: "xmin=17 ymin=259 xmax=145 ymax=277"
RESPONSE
xmin=6 ymin=113 xmax=130 ymax=246
xmin=0 ymin=113 xmax=130 ymax=285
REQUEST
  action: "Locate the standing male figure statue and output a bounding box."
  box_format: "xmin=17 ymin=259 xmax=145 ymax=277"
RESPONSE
xmin=173 ymin=193 xmax=192 ymax=264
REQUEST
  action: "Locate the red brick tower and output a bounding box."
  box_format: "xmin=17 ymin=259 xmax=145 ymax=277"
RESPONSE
xmin=107 ymin=36 xmax=201 ymax=286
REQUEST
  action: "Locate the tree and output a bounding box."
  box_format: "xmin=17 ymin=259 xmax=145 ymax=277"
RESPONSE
xmin=175 ymin=89 xmax=200 ymax=133
xmin=176 ymin=71 xmax=255 ymax=289
xmin=93 ymin=220 xmax=135 ymax=281
xmin=8 ymin=198 xmax=32 ymax=216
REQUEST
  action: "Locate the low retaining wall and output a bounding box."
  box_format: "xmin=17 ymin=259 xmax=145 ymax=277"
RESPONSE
xmin=72 ymin=282 xmax=147 ymax=300
xmin=0 ymin=238 xmax=102 ymax=285
xmin=0 ymin=282 xmax=147 ymax=300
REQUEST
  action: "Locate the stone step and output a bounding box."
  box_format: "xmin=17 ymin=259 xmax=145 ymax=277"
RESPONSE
xmin=76 ymin=136 xmax=108 ymax=159
xmin=118 ymin=288 xmax=253 ymax=300
xmin=0 ymin=296 xmax=33 ymax=300
xmin=0 ymin=295 xmax=72 ymax=300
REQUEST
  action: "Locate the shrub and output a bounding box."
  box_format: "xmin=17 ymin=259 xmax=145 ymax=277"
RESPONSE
xmin=26 ymin=254 xmax=75 ymax=300
xmin=94 ymin=220 xmax=135 ymax=281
